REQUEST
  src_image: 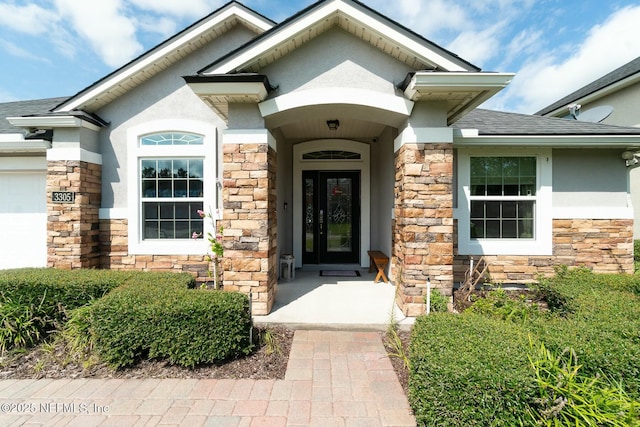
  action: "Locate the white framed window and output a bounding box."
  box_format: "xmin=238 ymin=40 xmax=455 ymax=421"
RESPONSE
xmin=140 ymin=157 xmax=204 ymax=239
xmin=456 ymin=147 xmax=552 ymax=256
xmin=127 ymin=121 xmax=216 ymax=255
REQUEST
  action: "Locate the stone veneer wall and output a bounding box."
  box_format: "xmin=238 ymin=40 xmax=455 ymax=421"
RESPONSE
xmin=393 ymin=143 xmax=454 ymax=317
xmin=47 ymin=160 xmax=102 ymax=269
xmin=453 ymin=218 xmax=634 ymax=284
xmin=99 ymin=219 xmax=212 ymax=281
xmin=221 ymin=142 xmax=277 ymax=315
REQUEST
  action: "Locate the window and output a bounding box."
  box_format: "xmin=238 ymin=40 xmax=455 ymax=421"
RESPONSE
xmin=455 ymin=148 xmax=552 ymax=256
xmin=140 ymin=158 xmax=203 ymax=239
xmin=126 ymin=121 xmax=216 ymax=255
xmin=469 ymin=157 xmax=536 ymax=239
xmin=141 ymin=132 xmax=203 ymax=146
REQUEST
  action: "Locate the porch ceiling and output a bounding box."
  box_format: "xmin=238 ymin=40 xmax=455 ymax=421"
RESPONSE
xmin=277 ymin=116 xmax=385 ymax=140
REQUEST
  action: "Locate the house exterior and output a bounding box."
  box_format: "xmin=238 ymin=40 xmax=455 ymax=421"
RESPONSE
xmin=2 ymin=0 xmax=640 ymax=317
xmin=536 ymin=56 xmax=640 ymax=236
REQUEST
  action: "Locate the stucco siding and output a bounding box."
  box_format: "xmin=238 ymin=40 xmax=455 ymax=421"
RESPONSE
xmin=260 ymin=28 xmax=413 ymax=96
xmin=95 ymin=26 xmax=255 ymax=209
xmin=552 ymin=148 xmax=628 ymax=208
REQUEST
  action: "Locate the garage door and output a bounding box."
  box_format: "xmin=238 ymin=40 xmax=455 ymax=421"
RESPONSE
xmin=0 ymin=172 xmax=47 ymax=269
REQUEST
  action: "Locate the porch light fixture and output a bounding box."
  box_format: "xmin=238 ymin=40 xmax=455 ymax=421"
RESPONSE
xmin=622 ymin=150 xmax=640 ymax=167
xmin=326 ymin=119 xmax=339 ymax=130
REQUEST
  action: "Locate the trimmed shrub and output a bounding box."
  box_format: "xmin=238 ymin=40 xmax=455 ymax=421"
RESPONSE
xmin=0 ymin=268 xmax=130 ymax=350
xmin=409 ymin=313 xmax=537 ymax=426
xmin=533 ymin=267 xmax=640 ymax=399
xmin=88 ymin=281 xmax=252 ymax=368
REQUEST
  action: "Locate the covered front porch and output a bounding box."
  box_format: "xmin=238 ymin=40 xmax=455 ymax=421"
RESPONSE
xmin=252 ymin=267 xmax=414 ymax=330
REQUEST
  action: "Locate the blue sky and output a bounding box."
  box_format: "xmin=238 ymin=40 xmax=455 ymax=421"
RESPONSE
xmin=0 ymin=0 xmax=639 ymax=114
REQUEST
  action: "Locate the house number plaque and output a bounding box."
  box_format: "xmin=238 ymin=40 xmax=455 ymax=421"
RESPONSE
xmin=52 ymin=191 xmax=75 ymax=204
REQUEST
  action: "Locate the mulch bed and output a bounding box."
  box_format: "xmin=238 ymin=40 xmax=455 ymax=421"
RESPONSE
xmin=0 ymin=325 xmax=413 ymax=402
xmin=0 ymin=326 xmax=294 ymax=380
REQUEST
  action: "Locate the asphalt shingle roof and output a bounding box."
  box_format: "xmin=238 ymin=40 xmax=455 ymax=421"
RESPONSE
xmin=453 ymin=108 xmax=640 ymax=135
xmin=0 ymin=97 xmax=69 ymax=134
xmin=535 ymin=56 xmax=640 ymax=116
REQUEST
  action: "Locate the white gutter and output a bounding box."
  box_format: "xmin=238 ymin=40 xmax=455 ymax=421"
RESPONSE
xmin=7 ymin=116 xmax=102 ymax=131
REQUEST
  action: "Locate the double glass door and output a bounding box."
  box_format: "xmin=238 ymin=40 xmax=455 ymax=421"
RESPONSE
xmin=303 ymin=171 xmax=360 ymax=264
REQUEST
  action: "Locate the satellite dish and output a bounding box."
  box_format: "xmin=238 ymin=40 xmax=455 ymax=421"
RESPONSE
xmin=576 ymin=105 xmax=614 ymax=123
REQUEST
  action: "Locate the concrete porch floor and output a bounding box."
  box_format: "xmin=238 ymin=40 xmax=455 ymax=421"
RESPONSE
xmin=253 ymin=268 xmax=415 ymax=331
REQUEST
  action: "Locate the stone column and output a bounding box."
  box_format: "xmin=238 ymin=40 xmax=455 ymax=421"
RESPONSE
xmin=221 ymin=130 xmax=277 ymax=315
xmin=47 ymin=157 xmax=102 ymax=269
xmin=393 ymin=132 xmax=454 ymax=316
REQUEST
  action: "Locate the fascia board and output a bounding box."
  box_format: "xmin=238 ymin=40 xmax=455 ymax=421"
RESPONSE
xmin=544 ymin=73 xmax=640 ymax=117
xmin=188 ymin=81 xmax=269 ymax=99
xmin=7 ymin=116 xmax=102 ymax=131
xmin=0 ymin=140 xmax=50 ymax=153
xmin=57 ymin=5 xmax=273 ymax=112
xmin=453 ymin=133 xmax=640 ymax=147
xmin=405 ymin=72 xmax=514 ymax=96
xmin=205 ymin=0 xmax=470 ymax=75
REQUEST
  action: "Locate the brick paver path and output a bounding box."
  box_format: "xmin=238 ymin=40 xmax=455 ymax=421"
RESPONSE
xmin=0 ymin=330 xmax=416 ymax=426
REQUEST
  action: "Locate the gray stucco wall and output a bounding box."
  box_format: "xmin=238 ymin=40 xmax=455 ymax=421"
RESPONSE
xmin=260 ymin=28 xmax=413 ymax=96
xmin=552 ymin=148 xmax=628 ymax=207
xmin=96 ymin=26 xmax=257 ymax=209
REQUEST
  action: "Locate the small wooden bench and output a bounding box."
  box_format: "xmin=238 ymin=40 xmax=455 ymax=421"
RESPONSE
xmin=367 ymin=250 xmax=389 ymax=283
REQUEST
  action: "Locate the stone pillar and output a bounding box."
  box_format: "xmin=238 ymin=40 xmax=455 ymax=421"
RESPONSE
xmin=47 ymin=159 xmax=102 ymax=269
xmin=394 ymin=140 xmax=454 ymax=316
xmin=221 ymin=130 xmax=277 ymax=315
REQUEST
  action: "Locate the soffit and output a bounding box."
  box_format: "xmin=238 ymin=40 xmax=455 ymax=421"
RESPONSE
xmin=55 ymin=5 xmax=273 ymax=113
xmin=201 ymin=0 xmax=478 ymax=75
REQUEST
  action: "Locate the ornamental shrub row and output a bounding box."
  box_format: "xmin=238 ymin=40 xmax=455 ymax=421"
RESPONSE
xmin=408 ymin=267 xmax=640 ymax=426
xmin=409 ymin=314 xmax=536 ymax=426
xmin=87 ymin=279 xmax=253 ymax=368
xmin=0 ymin=268 xmax=129 ymax=351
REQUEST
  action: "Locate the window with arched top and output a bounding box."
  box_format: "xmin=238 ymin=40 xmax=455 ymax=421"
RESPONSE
xmin=140 ymin=132 xmax=203 ymax=146
xmin=302 ymin=150 xmax=361 ymax=160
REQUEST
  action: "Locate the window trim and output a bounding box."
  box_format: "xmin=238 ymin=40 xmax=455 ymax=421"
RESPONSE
xmin=127 ymin=120 xmax=216 ymax=255
xmin=455 ymin=147 xmax=552 ymax=256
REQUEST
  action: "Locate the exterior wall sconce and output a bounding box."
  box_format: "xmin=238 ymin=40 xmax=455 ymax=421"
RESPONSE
xmin=622 ymin=151 xmax=640 ymax=167
xmin=326 ymin=119 xmax=339 ymax=130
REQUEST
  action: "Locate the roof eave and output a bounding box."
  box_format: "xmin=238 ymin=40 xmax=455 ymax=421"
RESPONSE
xmin=201 ymin=0 xmax=477 ymax=75
xmin=54 ymin=3 xmax=274 ymax=113
xmin=404 ymin=72 xmax=514 ymax=125
xmin=183 ymin=74 xmax=274 ymax=121
xmin=453 ymin=132 xmax=640 ymax=147
xmin=8 ymin=115 xmax=104 ymax=131
xmin=538 ymin=69 xmax=640 ymax=117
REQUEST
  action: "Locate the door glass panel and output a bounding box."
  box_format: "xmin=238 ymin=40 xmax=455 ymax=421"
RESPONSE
xmin=326 ymin=178 xmax=352 ymax=253
xmin=305 ymin=178 xmax=314 ymax=253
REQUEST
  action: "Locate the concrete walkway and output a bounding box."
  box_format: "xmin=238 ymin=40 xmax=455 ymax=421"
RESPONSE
xmin=0 ymin=330 xmax=416 ymax=426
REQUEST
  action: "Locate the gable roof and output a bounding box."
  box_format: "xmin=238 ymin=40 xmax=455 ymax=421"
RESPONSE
xmin=0 ymin=97 xmax=69 ymax=134
xmin=54 ymin=1 xmax=274 ymax=114
xmin=198 ymin=0 xmax=480 ymax=76
xmin=455 ymin=108 xmax=640 ymax=135
xmin=536 ymin=56 xmax=640 ymax=116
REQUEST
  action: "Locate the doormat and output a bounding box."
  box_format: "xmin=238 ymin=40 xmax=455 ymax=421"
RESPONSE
xmin=320 ymin=270 xmax=361 ymax=277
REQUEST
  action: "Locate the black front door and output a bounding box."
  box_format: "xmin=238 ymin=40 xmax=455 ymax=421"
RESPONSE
xmin=302 ymin=171 xmax=360 ymax=264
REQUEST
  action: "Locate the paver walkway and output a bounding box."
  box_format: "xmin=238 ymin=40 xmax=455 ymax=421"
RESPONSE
xmin=0 ymin=330 xmax=416 ymax=426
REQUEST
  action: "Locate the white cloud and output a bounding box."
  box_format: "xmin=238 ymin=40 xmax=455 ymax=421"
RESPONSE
xmin=491 ymin=5 xmax=640 ymax=113
xmin=55 ymin=0 xmax=143 ymax=68
xmin=446 ymin=22 xmax=505 ymax=67
xmin=129 ymin=0 xmax=222 ymax=19
xmin=0 ymin=39 xmax=50 ymax=62
xmin=0 ymin=2 xmax=57 ymax=35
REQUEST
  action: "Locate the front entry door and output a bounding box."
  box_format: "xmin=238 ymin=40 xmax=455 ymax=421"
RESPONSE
xmin=303 ymin=171 xmax=360 ymax=264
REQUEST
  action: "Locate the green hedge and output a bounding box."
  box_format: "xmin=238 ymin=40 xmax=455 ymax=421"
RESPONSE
xmin=409 ymin=313 xmax=536 ymax=426
xmin=88 ymin=280 xmax=253 ymax=368
xmin=0 ymin=268 xmax=130 ymax=350
xmin=533 ymin=267 xmax=640 ymax=398
xmin=408 ymin=267 xmax=640 ymax=425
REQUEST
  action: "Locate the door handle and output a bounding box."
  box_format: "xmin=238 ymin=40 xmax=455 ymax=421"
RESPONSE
xmin=319 ymin=210 xmax=323 ymax=235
